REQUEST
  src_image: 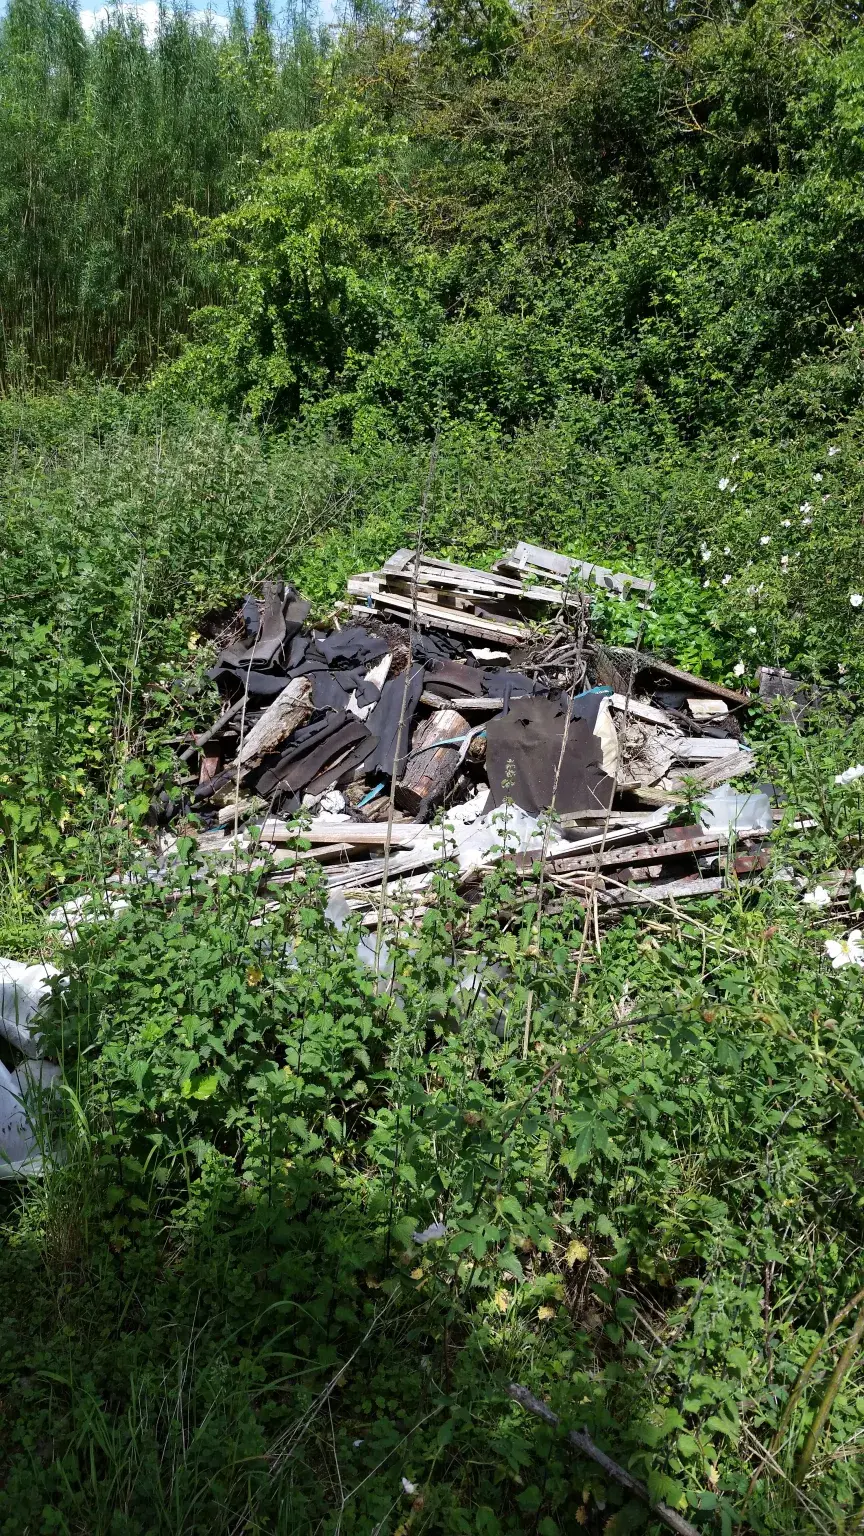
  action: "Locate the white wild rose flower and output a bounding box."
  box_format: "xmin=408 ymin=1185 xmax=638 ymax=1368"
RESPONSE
xmin=718 ymin=477 xmax=730 ymax=491
xmin=760 ymin=535 xmax=771 ymax=545
xmin=825 ymin=931 xmax=864 ymax=969
xmin=800 ymin=502 xmax=812 ymax=513
xmin=850 ymin=593 xmax=864 ymax=608
xmin=835 ymin=763 xmax=864 ymax=785
xmin=803 ymin=886 xmax=831 ymax=907
xmin=722 ymin=574 xmax=732 ymax=585
xmin=829 ymin=446 xmax=840 ymax=456
xmin=733 ymin=660 xmax=746 ymax=676
xmin=813 ymin=472 xmax=823 ymax=482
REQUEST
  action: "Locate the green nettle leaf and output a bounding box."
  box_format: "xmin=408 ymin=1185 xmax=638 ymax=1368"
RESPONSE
xmin=191 ymin=1073 xmax=220 ymax=1100
xmin=496 ymin=1251 xmax=525 ymax=1281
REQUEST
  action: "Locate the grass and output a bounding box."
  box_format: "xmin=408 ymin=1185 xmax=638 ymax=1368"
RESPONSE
xmin=2 ymin=698 xmax=864 ymax=1533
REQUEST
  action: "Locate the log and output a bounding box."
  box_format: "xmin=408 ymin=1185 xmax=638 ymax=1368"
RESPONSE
xmin=235 ymin=677 xmax=314 ymax=770
xmin=395 ymin=707 xmax=470 ymax=818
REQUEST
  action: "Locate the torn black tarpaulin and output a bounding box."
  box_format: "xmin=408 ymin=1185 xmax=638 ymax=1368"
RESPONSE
xmin=426 ymin=661 xmax=486 ymax=700
xmin=366 ymin=665 xmax=425 ymax=777
xmin=207 ymin=663 xmax=294 ymax=701
xmin=484 ymin=670 xmax=537 ymax=714
xmin=255 ymin=713 xmax=355 ymax=797
xmin=485 ymin=694 xmax=615 ymax=816
xmin=312 ymin=626 xmax=388 ymax=668
xmin=220 ymin=580 xmax=286 ymax=667
xmin=258 ymin=717 xmax=374 ymax=797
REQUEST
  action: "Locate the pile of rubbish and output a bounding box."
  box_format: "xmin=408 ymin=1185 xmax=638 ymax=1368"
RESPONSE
xmin=0 ymin=541 xmax=808 ymax=1177
xmin=176 ymin=540 xmax=780 ymax=918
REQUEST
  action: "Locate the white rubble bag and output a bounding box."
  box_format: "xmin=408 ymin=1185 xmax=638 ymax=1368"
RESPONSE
xmin=0 ymin=957 xmax=61 ymax=1057
xmin=0 ymin=1057 xmax=61 ymax=1179
xmin=0 ymin=958 xmax=64 ymax=1177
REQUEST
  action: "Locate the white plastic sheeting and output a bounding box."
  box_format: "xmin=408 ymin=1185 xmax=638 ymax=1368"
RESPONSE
xmin=699 ymin=785 xmax=773 ymax=836
xmin=0 ymin=957 xmax=63 ymax=1177
xmin=0 ymin=1057 xmax=61 ymax=1179
xmin=0 ymin=957 xmax=60 ymax=1057
xmin=409 ymin=789 xmax=571 ymax=875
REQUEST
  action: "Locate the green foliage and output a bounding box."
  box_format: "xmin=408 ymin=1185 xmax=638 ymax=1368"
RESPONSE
xmin=4 ymin=771 xmax=864 ymax=1531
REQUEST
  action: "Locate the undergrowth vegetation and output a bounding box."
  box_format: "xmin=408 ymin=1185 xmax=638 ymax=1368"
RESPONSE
xmin=2 ymin=0 xmax=864 ymax=1529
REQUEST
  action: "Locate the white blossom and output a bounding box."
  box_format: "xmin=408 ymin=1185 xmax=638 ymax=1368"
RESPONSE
xmin=846 ymin=325 xmax=855 ymax=333
xmin=828 ymin=446 xmax=840 ymax=456
xmin=733 ymin=660 xmax=746 ymax=677
xmin=703 ymin=579 xmax=711 ymax=588
xmin=855 ymin=869 xmax=864 ymax=892
xmin=813 ymin=472 xmax=823 ymax=483
xmin=801 ymin=517 xmax=812 ymax=526
xmin=747 ymin=625 xmax=757 ymax=635
xmin=731 ymin=452 xmax=740 ymax=463
xmin=799 ymin=502 xmax=812 ymax=513
xmin=723 ymin=546 xmax=731 ymax=554
xmin=781 ymin=519 xmax=791 ymax=528
xmin=413 ymin=1222 xmax=447 ymax=1243
xmin=718 ymin=477 xmax=730 ymax=491
xmin=781 ymin=554 xmax=789 ymax=567
xmin=826 ymin=931 xmax=864 ymax=969
xmin=835 ymin=763 xmax=864 ymax=786
xmin=803 ymin=885 xmax=831 ymax=908
xmin=402 ymin=1479 xmax=418 ymax=1495
xmin=722 ymin=574 xmax=732 ymax=586
xmin=760 ymin=535 xmax=771 ymax=545
xmin=851 ymin=593 xmax=864 ymax=608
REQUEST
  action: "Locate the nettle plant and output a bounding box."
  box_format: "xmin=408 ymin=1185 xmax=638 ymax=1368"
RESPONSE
xmin=38 ymin=815 xmax=864 ymax=1529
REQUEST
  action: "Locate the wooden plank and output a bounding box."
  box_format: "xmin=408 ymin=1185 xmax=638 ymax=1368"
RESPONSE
xmin=271 ymin=842 xmax=354 ymax=865
xmin=386 ymin=571 xmax=567 ymax=607
xmin=632 ymin=751 xmax=756 ymax=805
xmin=669 ymin=738 xmax=742 ymax=762
xmin=605 ymin=647 xmax=749 ymax=707
xmin=513 ymin=811 xmax=672 ymax=869
xmin=350 ymin=596 xmax=527 ymax=644
xmin=549 ymin=828 xmax=769 ymax=875
xmin=609 ymin=693 xmax=677 ymax=727
xmin=601 ymin=875 xmax=725 ymax=907
xmin=259 ymin=819 xmax=422 ymax=847
xmin=495 ymin=542 xmax=655 ymax=595
xmin=421 ymin=691 xmax=516 ymax=712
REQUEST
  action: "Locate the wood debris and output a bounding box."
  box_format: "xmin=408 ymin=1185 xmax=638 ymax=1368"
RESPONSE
xmin=167 ymin=541 xmax=789 ymax=921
